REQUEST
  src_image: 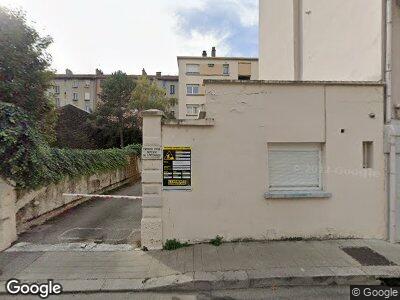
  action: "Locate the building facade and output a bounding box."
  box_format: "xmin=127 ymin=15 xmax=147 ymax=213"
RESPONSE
xmin=259 ymin=0 xmax=384 ymax=82
xmin=140 ymin=0 xmax=397 ymax=249
xmin=52 ymin=70 xmax=98 ymax=113
xmin=177 ymin=49 xmax=258 ymax=119
xmin=259 ymin=0 xmax=400 ymax=242
xmin=51 ymin=69 xmax=179 ymax=116
xmin=259 ymin=0 xmax=399 ymax=112
xmin=141 ymin=82 xmax=386 ymax=249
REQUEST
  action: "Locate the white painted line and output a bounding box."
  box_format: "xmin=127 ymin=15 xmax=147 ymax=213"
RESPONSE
xmin=63 ymin=193 xmax=142 ymax=200
xmin=6 ymin=242 xmax=136 ymax=252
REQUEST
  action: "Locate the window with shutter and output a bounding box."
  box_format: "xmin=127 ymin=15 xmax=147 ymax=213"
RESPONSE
xmin=186 ymin=64 xmax=200 ymax=74
xmin=268 ymin=143 xmax=322 ymax=191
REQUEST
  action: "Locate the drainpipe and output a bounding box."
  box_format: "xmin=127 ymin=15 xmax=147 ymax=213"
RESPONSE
xmin=386 ymin=0 xmax=395 ymax=243
xmin=386 ymin=0 xmax=393 ymax=123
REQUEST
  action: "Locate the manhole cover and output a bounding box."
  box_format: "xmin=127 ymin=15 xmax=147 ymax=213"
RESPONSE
xmin=342 ymin=247 xmax=396 ymax=266
xmin=59 ymin=228 xmax=105 ymax=242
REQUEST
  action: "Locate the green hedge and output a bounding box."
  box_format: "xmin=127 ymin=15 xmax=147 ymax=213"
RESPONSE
xmin=0 ymin=102 xmax=141 ymax=190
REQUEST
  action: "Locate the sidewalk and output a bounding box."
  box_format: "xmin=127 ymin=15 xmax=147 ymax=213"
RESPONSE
xmin=1 ymin=239 xmax=400 ymax=293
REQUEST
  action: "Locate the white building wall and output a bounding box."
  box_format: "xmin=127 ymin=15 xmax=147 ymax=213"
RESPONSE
xmin=156 ymin=83 xmax=386 ymax=244
xmin=259 ymin=0 xmax=384 ymax=81
xmin=259 ymin=0 xmax=296 ymax=80
xmin=393 ymin=1 xmax=400 ymax=110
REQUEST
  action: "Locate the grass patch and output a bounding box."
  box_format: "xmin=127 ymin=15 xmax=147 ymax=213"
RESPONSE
xmin=210 ymin=235 xmax=223 ymax=246
xmin=163 ymin=239 xmax=190 ymax=251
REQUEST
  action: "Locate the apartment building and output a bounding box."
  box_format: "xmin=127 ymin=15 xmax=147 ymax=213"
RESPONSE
xmin=259 ymin=0 xmax=399 ymax=106
xmin=258 ymin=0 xmax=400 ymax=242
xmin=177 ymin=47 xmax=258 ymax=119
xmin=52 ymin=69 xmax=98 ymax=113
xmin=51 ymin=69 xmax=179 ymax=115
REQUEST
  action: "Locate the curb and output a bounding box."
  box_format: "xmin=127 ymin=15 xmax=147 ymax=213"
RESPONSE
xmin=0 ymin=272 xmax=385 ymax=294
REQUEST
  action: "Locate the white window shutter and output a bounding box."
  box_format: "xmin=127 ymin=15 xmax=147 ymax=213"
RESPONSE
xmin=186 ymin=64 xmax=199 ymax=73
xmin=268 ymin=144 xmax=321 ymax=190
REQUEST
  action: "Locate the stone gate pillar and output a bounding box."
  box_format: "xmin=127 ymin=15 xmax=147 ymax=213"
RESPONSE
xmin=0 ymin=178 xmax=17 ymax=251
xmin=141 ymin=110 xmax=163 ymax=250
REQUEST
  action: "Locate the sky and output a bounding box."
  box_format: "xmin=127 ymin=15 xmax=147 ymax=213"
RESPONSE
xmin=0 ymin=0 xmax=258 ymax=75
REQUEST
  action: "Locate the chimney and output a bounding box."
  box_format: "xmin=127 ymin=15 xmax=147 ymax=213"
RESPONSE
xmin=156 ymin=71 xmax=162 ymax=77
xmin=142 ymin=68 xmax=147 ymax=76
xmin=202 ymin=50 xmax=207 ymax=57
xmin=65 ymin=69 xmax=73 ymax=76
xmin=95 ymin=68 xmax=103 ymax=76
xmin=211 ymin=47 xmax=216 ymax=57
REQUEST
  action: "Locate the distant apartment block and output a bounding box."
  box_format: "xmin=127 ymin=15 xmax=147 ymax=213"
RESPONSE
xmin=51 ymin=69 xmax=178 ymax=115
xmin=177 ymin=47 xmax=258 ymax=119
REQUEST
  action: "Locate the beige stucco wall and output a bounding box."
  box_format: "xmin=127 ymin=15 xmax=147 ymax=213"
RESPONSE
xmin=177 ymin=58 xmax=259 ymax=119
xmin=259 ymin=0 xmax=384 ymax=81
xmin=160 ymin=83 xmax=386 ymax=243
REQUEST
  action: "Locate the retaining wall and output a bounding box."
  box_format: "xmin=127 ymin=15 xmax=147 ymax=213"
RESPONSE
xmin=0 ymin=156 xmax=140 ymax=251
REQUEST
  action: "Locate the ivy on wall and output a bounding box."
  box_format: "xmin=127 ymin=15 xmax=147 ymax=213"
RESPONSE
xmin=0 ymin=102 xmax=141 ymax=190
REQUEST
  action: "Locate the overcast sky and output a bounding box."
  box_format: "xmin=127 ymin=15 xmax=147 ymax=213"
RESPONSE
xmin=0 ymin=0 xmax=258 ymax=75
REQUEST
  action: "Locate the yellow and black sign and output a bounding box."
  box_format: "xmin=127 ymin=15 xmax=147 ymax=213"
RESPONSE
xmin=163 ymin=147 xmax=191 ymax=190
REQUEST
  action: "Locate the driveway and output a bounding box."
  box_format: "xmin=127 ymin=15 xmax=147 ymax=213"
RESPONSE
xmin=15 ymin=181 xmax=142 ymax=247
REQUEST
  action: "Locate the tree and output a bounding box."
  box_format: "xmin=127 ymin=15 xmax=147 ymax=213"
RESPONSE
xmin=92 ymin=71 xmax=136 ymax=148
xmin=0 ymin=6 xmax=56 ymax=143
xmin=130 ymin=75 xmax=177 ymax=128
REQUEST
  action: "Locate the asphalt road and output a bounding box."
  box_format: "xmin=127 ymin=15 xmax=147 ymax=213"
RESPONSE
xmin=16 ymin=182 xmax=142 ymax=246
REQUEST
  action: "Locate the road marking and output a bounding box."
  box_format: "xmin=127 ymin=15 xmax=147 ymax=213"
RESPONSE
xmin=63 ymin=193 xmax=142 ymax=200
xmin=5 ymin=242 xmax=140 ymax=252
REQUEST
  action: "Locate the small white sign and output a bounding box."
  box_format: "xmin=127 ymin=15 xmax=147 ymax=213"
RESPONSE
xmin=142 ymin=144 xmax=162 ymax=160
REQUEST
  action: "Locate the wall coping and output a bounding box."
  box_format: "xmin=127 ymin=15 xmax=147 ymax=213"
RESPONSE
xmin=143 ymin=109 xmax=164 ymax=117
xmin=162 ymin=118 xmax=215 ymax=127
xmin=204 ymin=79 xmax=384 ymax=87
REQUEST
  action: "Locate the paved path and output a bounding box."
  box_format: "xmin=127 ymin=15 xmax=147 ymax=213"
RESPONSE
xmin=2 ymin=239 xmax=400 ymax=293
xmin=15 ymin=182 xmax=142 ymax=247
xmin=0 ymin=286 xmax=351 ymax=299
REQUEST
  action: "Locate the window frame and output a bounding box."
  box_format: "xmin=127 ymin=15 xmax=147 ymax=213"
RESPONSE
xmin=54 ymin=85 xmax=60 ymax=94
xmin=186 ymin=104 xmax=200 ymax=116
xmin=186 ymin=84 xmax=200 ymax=95
xmin=170 ymin=84 xmax=175 ymax=95
xmin=84 ymin=92 xmax=91 ymax=101
xmin=267 ymin=143 xmax=323 ymax=192
xmin=223 ymin=64 xmax=230 ymax=75
xmin=73 ymin=92 xmax=79 ymax=101
xmin=72 ymin=80 xmax=79 ymax=88
xmin=186 ymin=64 xmax=200 ymax=75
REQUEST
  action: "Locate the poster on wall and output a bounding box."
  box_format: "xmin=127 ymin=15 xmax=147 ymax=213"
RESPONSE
xmin=163 ymin=146 xmax=192 ymax=190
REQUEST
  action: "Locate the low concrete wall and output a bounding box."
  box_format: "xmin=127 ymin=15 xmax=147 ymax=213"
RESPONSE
xmin=0 ymin=156 xmax=140 ymax=251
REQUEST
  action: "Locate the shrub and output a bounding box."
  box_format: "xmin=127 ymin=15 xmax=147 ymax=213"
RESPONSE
xmin=163 ymin=239 xmax=189 ymax=251
xmin=0 ymin=102 xmax=141 ymax=190
xmin=210 ymin=235 xmax=224 ymax=246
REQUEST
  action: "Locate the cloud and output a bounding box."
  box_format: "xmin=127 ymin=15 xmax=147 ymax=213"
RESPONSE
xmin=174 ymin=0 xmax=258 ymax=57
